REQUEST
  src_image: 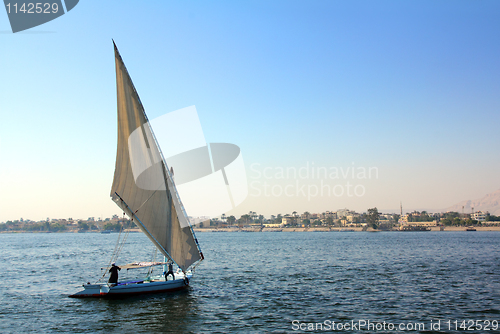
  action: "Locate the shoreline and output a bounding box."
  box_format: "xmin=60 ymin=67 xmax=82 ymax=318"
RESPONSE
xmin=0 ymin=228 xmax=143 ymax=234
xmin=192 ymin=226 xmax=500 ymax=232
xmin=2 ymin=226 xmax=500 ymax=234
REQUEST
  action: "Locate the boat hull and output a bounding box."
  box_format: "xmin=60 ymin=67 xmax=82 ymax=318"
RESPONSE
xmin=69 ymin=275 xmax=191 ymax=298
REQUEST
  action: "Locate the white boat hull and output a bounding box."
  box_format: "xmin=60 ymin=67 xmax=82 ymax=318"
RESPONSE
xmin=69 ymin=273 xmax=191 ymax=298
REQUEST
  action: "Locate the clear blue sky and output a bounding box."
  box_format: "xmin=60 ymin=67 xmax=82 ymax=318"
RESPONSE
xmin=1 ymin=1 xmax=499 ymax=221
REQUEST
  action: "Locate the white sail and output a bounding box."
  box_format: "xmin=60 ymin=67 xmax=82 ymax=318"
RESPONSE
xmin=110 ymin=42 xmax=203 ymax=271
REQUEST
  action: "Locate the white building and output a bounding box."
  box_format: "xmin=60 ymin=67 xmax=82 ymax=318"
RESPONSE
xmin=471 ymin=211 xmax=487 ymax=222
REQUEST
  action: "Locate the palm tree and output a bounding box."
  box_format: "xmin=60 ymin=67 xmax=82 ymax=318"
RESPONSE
xmin=240 ymin=214 xmax=251 ymax=227
xmin=249 ymin=211 xmax=257 ymax=223
xmin=258 ymin=215 xmax=264 ymax=227
xmin=227 ymin=215 xmax=236 ymax=227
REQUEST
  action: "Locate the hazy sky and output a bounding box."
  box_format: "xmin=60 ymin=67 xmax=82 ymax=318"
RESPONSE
xmin=1 ymin=1 xmax=499 ymax=222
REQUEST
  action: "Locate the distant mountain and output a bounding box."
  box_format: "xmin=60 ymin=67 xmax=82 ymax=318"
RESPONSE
xmin=445 ymin=189 xmax=500 ymax=216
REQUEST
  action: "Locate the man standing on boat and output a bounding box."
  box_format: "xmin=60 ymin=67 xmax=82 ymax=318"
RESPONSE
xmin=108 ymin=263 xmax=121 ymax=285
xmin=165 ymin=261 xmax=175 ymax=280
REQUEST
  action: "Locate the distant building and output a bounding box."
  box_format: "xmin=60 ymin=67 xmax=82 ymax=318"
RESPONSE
xmin=399 ymin=215 xmax=409 ymax=225
xmin=336 ymin=209 xmax=352 ymax=218
xmin=410 ymin=221 xmax=438 ymax=227
xmin=265 ymin=221 xmax=284 ymax=228
xmin=321 ymin=211 xmax=337 ymax=219
xmin=472 ymin=211 xmax=487 ymax=222
xmin=346 ymin=214 xmax=360 ymax=222
xmin=381 ymin=214 xmax=393 ymax=221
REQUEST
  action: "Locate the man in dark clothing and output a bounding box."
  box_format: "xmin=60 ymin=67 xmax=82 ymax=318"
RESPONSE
xmin=108 ymin=263 xmax=121 ymax=285
xmin=165 ymin=262 xmax=175 ymax=280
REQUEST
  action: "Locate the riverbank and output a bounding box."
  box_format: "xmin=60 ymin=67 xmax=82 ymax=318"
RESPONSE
xmin=0 ymin=228 xmax=143 ymax=234
xmin=3 ymin=226 xmax=500 ymax=234
xmin=193 ymin=226 xmax=500 ymax=232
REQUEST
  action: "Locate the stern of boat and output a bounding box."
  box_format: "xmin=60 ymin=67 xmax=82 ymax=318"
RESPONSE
xmin=69 ymin=283 xmax=108 ymax=298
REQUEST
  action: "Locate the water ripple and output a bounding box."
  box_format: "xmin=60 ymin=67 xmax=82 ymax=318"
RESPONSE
xmin=1 ymin=232 xmax=500 ymax=333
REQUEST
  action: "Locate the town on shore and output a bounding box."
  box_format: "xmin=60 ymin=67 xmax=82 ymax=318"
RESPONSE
xmin=193 ymin=208 xmax=500 ymax=232
xmin=2 ymin=207 xmax=500 ymax=233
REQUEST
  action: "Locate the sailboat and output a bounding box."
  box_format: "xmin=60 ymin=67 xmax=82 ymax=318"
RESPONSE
xmin=69 ymin=42 xmax=204 ymax=298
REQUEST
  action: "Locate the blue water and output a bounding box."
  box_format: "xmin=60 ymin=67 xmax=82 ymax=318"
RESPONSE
xmin=1 ymin=231 xmax=499 ymax=333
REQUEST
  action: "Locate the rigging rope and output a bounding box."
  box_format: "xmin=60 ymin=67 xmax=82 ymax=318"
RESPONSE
xmin=97 ymin=213 xmax=130 ymax=282
xmin=134 ymin=178 xmax=165 ymax=214
xmin=146 ymin=247 xmax=158 ymax=278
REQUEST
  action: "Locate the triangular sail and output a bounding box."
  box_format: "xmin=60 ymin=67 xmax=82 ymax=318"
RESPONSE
xmin=110 ymin=42 xmax=202 ymax=271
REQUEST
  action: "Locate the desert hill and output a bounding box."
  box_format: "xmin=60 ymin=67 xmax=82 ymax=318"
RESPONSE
xmin=445 ymin=189 xmax=500 ymax=216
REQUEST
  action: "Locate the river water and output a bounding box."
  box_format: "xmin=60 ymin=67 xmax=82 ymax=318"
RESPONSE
xmin=1 ymin=231 xmax=499 ymax=333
